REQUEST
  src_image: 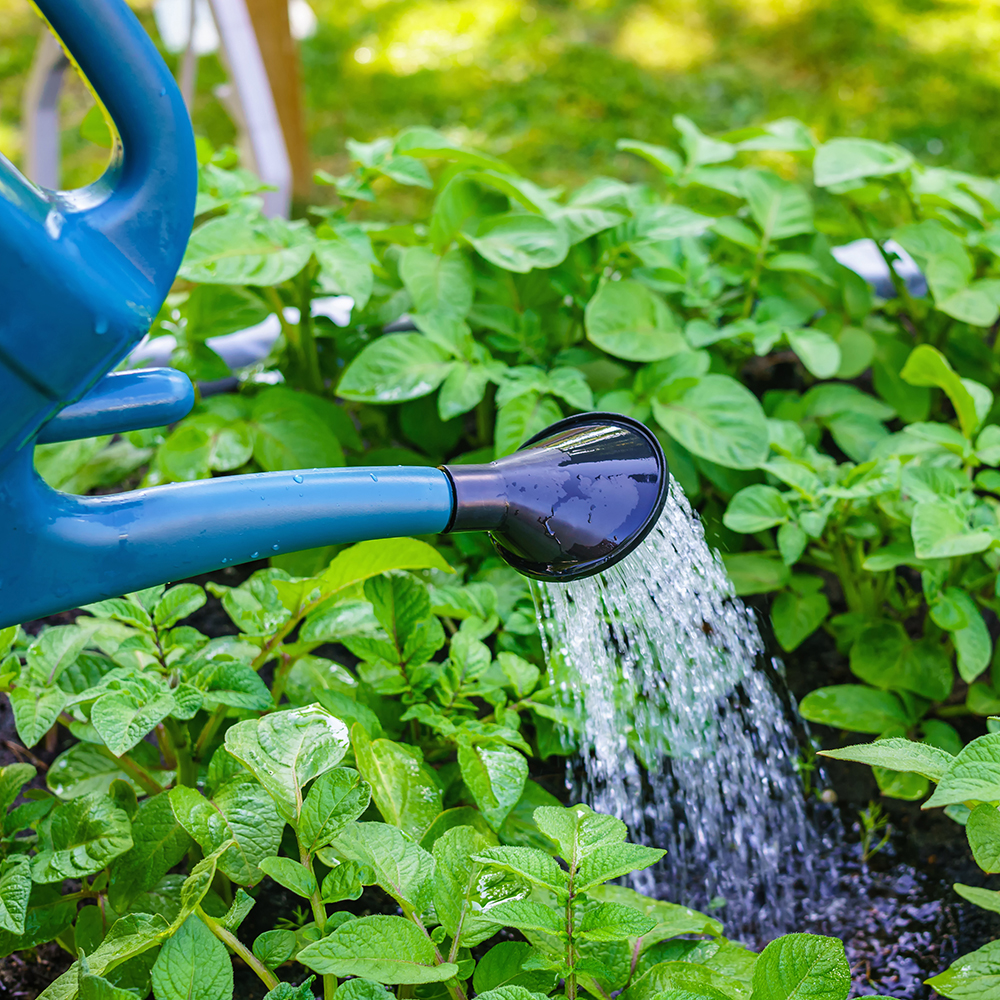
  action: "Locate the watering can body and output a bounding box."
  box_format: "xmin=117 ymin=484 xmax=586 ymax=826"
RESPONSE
xmin=0 ymin=0 xmax=197 ymax=470
xmin=0 ymin=0 xmax=669 ymax=630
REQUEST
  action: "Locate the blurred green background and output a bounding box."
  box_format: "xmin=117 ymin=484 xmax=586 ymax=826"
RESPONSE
xmin=2 ymin=0 xmax=999 ymax=197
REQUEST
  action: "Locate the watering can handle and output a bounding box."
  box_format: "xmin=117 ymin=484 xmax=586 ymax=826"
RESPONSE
xmin=35 ymin=0 xmax=197 ymax=300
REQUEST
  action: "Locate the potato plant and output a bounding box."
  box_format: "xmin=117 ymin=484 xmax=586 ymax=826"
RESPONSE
xmin=0 ymin=541 xmax=855 ymax=998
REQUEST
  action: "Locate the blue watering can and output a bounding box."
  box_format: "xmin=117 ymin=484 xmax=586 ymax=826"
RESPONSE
xmin=0 ymin=0 xmax=667 ymax=630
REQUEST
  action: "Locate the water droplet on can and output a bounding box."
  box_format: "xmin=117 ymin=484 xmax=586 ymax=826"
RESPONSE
xmin=272 ymin=544 xmax=280 ymax=551
xmin=293 ymin=474 xmax=304 ymax=484
xmin=370 ymin=473 xmax=378 ymax=482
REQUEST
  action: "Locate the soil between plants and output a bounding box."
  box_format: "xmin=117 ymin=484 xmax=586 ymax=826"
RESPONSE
xmin=0 ymin=574 xmax=996 ymax=997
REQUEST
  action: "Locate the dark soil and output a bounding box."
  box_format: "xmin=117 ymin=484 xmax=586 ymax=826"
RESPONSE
xmin=778 ymin=620 xmax=1000 ymax=997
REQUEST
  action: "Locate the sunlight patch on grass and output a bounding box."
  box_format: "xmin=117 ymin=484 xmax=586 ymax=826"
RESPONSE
xmin=370 ymin=0 xmax=520 ymax=75
xmin=613 ymin=3 xmax=714 ymax=72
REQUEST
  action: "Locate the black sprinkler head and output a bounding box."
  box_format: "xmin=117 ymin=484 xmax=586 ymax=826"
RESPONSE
xmin=441 ymin=412 xmax=668 ymax=583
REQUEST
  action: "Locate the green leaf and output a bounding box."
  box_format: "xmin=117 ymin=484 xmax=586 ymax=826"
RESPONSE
xmin=474 ymin=845 xmax=568 ymax=895
xmin=494 ymin=392 xmax=563 ymax=458
xmin=91 ymin=685 xmax=176 ymax=757
xmin=457 ymin=740 xmax=528 ymax=831
xmin=263 ymin=981 xmax=318 ymax=1000
xmin=674 ymin=115 xmax=735 ymax=167
xmin=299 ymin=767 xmax=371 ymax=853
xmin=401 ymin=246 xmax=474 ymax=318
xmin=108 ymin=791 xmax=193 ymax=911
xmin=352 ymin=727 xmax=442 ymax=840
xmin=321 ymin=860 xmax=368 ymax=903
xmin=786 ymin=329 xmax=841 ymax=379
xmin=324 ymin=821 xmax=434 ymax=909
xmin=813 ymin=138 xmax=913 ymax=187
xmin=967 ymin=803 xmax=1000 ymax=873
xmin=297 ymin=914 xmax=459 ymax=984
xmin=35 ymin=912 xmax=170 ymax=998
xmin=798 ymin=686 xmax=910 ymax=734
xmin=576 ymin=842 xmax=665 ymax=891
xmin=819 ymin=738 xmax=954 ymax=782
xmin=321 ymin=538 xmax=453 ymax=597
xmin=433 ymin=824 xmax=499 ymax=946
xmin=338 ymin=334 xmax=455 ymax=404
xmin=770 ymin=584 xmax=829 ymax=652
xmin=468 ymin=213 xmax=569 ymax=272
xmin=32 ymin=794 xmax=133 ymax=883
xmin=0 ymin=762 xmax=36 ymax=817
xmin=315 ymin=238 xmax=374 ymax=309
xmin=10 ymin=687 xmax=66 ymax=748
xmin=179 ymin=214 xmax=313 ymax=285
xmin=258 ymin=856 xmax=317 ymax=898
xmin=911 ymin=498 xmax=994 ymax=559
xmin=954 ymin=883 xmax=1000 ymax=915
xmin=584 ymin=280 xmax=685 ymax=362
xmin=479 ymin=898 xmax=565 ymax=935
xmin=439 ymin=363 xmax=494 ymax=420
xmin=723 ymin=485 xmax=789 ymax=533
xmin=78 ymin=970 xmax=139 ymax=1000
xmin=474 ymin=942 xmax=557 ymax=995
xmin=926 ymin=938 xmax=1000 ymax=998
xmin=616 ymin=138 xmax=683 ymax=175
xmin=254 ymin=928 xmax=298 ymax=969
xmin=739 ymin=169 xmax=814 ymax=242
xmin=925 ymin=733 xmax=1000 ymax=808
xmin=151 ymin=915 xmax=233 ymax=1000
xmin=749 ymin=933 xmax=850 ymax=1000
xmin=534 ymin=803 xmax=626 ymax=868
xmin=849 ymin=621 xmax=952 ymax=701
xmin=901 ymin=344 xmax=981 ymax=437
xmin=193 ymin=658 xmax=272 ymax=711
xmin=585 ymin=884 xmax=722 ymax=942
xmin=942 ymin=588 xmax=992 ymax=682
xmin=0 ymin=858 xmax=30 ymax=934
xmin=653 ymin=375 xmax=769 ymax=470
xmin=224 ymin=704 xmax=350 ymax=822
xmin=250 ymin=387 xmax=345 ymax=472
xmin=153 ymin=584 xmax=206 ymax=629
xmin=578 ymin=901 xmax=656 ymax=941
xmin=721 ymin=553 xmax=791 ymax=596
xmin=169 ymin=776 xmax=283 ymax=885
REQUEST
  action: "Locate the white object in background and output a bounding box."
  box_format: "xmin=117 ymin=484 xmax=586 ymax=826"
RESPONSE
xmin=22 ymin=32 xmax=68 ymax=190
xmin=129 ymin=298 xmax=353 ymax=382
xmin=288 ymin=0 xmax=318 ymax=40
xmin=209 ymin=0 xmax=293 ymax=218
xmin=152 ymin=0 xmax=220 ymax=55
xmin=831 ymin=238 xmax=927 ymax=299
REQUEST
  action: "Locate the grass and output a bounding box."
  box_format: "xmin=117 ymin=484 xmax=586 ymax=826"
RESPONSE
xmin=2 ymin=0 xmax=1000 ymax=197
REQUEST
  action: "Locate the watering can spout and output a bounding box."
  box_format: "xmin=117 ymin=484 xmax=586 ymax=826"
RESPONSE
xmin=0 ymin=414 xmax=667 ymax=628
xmin=444 ymin=413 xmax=668 ymax=582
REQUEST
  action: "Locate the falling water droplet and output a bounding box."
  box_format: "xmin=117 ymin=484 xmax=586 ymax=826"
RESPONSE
xmin=537 ymin=478 xmax=829 ymax=939
xmin=293 ymin=474 xmax=304 ymax=484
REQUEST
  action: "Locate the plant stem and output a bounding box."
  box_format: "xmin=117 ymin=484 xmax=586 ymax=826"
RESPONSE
xmin=565 ymin=870 xmax=577 ymax=1000
xmin=299 ymin=840 xmax=336 ymax=1000
xmin=99 ymin=747 xmax=163 ymax=796
xmin=193 ymin=706 xmax=227 ymax=761
xmin=298 ymin=270 xmax=325 ymax=395
xmin=405 ymin=907 xmax=468 ymax=1000
xmin=163 ymin=717 xmax=197 ymax=787
xmin=270 ymin=652 xmax=297 ymax=707
xmin=197 ymin=906 xmax=279 ymax=990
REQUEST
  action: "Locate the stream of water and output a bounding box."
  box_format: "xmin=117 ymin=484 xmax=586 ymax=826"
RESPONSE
xmin=535 ymin=478 xmax=833 ymax=939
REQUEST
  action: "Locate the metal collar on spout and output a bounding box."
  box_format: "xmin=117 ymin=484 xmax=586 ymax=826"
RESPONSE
xmin=441 ymin=413 xmax=669 ymax=583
